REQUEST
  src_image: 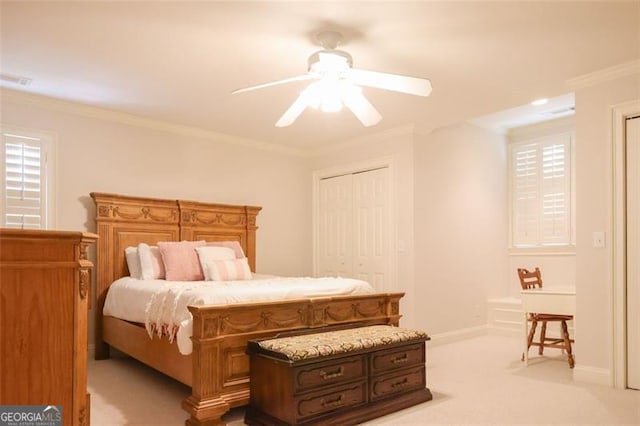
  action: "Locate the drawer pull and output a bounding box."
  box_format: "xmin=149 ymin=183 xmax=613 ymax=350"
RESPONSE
xmin=319 ymin=367 xmax=344 ymax=380
xmin=391 ymin=354 xmax=409 ymax=364
xmin=321 ymin=394 xmax=343 ymax=408
xmin=391 ymin=378 xmax=409 ymax=389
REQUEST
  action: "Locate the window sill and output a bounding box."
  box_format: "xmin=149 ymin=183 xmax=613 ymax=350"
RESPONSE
xmin=509 ymin=246 xmax=576 ymax=256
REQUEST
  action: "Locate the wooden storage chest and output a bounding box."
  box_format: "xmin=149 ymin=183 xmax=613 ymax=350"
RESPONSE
xmin=245 ymin=325 xmax=432 ymax=425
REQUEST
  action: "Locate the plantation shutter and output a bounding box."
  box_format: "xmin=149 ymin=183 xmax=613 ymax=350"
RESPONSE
xmin=2 ymin=133 xmax=47 ymax=229
xmin=513 ymin=143 xmax=539 ymax=246
xmin=511 ymin=134 xmax=572 ymax=247
xmin=540 ymin=137 xmax=570 ymax=243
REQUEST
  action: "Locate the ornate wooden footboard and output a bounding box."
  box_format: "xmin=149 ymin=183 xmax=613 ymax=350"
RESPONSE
xmin=90 ymin=192 xmax=403 ymax=425
xmin=184 ymin=293 xmax=403 ymax=425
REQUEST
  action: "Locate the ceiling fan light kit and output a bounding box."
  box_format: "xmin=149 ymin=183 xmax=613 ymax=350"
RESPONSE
xmin=232 ymin=31 xmax=432 ymax=128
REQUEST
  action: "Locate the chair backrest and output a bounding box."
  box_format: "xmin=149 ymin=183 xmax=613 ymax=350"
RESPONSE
xmin=517 ymin=267 xmax=543 ymax=290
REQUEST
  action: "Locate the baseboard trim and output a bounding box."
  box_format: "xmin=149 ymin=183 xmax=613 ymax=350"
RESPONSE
xmin=428 ymin=325 xmax=488 ymax=347
xmin=488 ymin=325 xmax=522 ymax=338
xmin=573 ymin=364 xmax=612 ymax=387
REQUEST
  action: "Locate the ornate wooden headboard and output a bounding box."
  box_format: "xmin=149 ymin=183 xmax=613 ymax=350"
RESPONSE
xmin=90 ymin=193 xmax=261 ymax=344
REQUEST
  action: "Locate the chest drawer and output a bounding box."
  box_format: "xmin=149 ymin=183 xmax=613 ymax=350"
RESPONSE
xmin=370 ymin=365 xmax=426 ymax=401
xmin=370 ymin=343 xmax=424 ymax=374
xmin=294 ymin=355 xmax=366 ymax=393
xmin=294 ymin=380 xmax=367 ymax=421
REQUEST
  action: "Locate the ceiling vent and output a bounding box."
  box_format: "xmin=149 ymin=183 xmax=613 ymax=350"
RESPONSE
xmin=0 ymin=73 xmax=32 ymax=86
xmin=540 ymin=106 xmax=575 ymax=116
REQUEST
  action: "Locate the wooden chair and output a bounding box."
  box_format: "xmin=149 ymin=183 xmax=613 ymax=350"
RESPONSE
xmin=518 ymin=267 xmax=575 ymax=368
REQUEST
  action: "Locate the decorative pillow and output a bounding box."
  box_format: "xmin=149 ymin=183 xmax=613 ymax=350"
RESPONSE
xmin=205 ymin=257 xmax=252 ymax=281
xmin=195 ymin=246 xmax=236 ymax=281
xmin=205 ymin=240 xmax=245 ymax=259
xmin=125 ymin=246 xmax=142 ymax=279
xmin=138 ymin=243 xmax=165 ymax=280
xmin=157 ymin=241 xmax=206 ymax=281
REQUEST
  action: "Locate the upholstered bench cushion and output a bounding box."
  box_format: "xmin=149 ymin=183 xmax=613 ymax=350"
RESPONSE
xmin=257 ymin=325 xmax=428 ymax=361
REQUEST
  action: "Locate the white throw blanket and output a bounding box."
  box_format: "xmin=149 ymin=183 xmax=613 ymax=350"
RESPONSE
xmin=140 ymin=276 xmax=374 ymax=354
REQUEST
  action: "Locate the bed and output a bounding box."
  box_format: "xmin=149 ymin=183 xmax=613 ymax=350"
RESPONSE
xmin=91 ymin=192 xmax=404 ymax=425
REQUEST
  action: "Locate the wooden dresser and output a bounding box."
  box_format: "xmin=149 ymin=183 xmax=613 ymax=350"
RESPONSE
xmin=245 ymin=325 xmax=432 ymax=425
xmin=0 ymin=229 xmax=98 ymax=426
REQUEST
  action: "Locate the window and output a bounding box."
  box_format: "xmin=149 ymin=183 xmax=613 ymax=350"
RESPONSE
xmin=1 ymin=126 xmax=56 ymax=229
xmin=510 ymin=132 xmax=573 ymax=248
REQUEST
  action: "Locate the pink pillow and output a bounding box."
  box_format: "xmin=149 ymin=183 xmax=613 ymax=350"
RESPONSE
xmin=157 ymin=241 xmax=206 ymax=281
xmin=205 ymin=258 xmax=252 ymax=281
xmin=206 ymin=240 xmax=245 ymax=259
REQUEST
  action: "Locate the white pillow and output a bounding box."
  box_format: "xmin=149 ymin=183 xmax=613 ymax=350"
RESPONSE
xmin=195 ymin=246 xmax=236 ymax=281
xmin=205 ymin=241 xmax=245 ymax=259
xmin=138 ymin=243 xmax=166 ymax=280
xmin=125 ymin=246 xmax=142 ymax=279
xmin=205 ymin=257 xmax=252 ymax=281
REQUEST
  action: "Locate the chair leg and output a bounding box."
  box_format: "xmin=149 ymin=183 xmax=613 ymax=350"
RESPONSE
xmin=539 ymin=321 xmax=547 ymax=355
xmin=527 ymin=320 xmax=538 ymax=351
xmin=522 ymin=319 xmax=538 ymax=362
xmin=561 ymin=320 xmax=575 ymax=368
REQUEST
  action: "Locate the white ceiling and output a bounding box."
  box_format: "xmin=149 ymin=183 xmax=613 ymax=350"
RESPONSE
xmin=1 ymin=1 xmax=638 ymax=150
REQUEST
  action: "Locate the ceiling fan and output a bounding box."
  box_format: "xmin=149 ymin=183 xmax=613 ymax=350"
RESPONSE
xmin=232 ymin=31 xmax=432 ymax=128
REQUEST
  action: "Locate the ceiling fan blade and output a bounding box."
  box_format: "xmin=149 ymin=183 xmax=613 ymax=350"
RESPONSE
xmin=349 ymin=68 xmax=432 ymax=97
xmin=343 ymin=88 xmax=382 ymax=127
xmin=232 ymin=74 xmax=312 ymax=94
xmin=275 ymin=93 xmax=309 ymax=127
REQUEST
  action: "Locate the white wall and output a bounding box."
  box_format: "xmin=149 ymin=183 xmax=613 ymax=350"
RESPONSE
xmin=1 ymin=91 xmax=313 ymax=344
xmin=574 ymin=72 xmax=640 ymax=381
xmin=414 ymin=123 xmax=508 ymax=335
xmin=310 ymin=127 xmax=416 ymax=327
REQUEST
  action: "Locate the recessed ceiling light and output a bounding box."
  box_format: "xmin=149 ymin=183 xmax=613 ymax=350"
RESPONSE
xmin=531 ymin=98 xmax=548 ymax=106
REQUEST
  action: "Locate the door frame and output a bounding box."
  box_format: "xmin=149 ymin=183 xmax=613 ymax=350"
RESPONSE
xmin=612 ymin=100 xmax=640 ymax=388
xmin=312 ymin=156 xmax=397 ymax=291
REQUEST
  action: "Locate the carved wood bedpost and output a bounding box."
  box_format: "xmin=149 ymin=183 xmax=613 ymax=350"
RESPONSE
xmin=93 ymin=198 xmax=115 ymax=360
xmin=387 ymin=293 xmax=403 ymax=326
xmin=182 ymin=307 xmax=230 ymax=426
xmin=245 ymin=206 xmax=260 ymax=272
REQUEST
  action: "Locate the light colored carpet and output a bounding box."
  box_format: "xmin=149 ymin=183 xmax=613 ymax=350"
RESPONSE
xmin=88 ymin=334 xmax=640 ymax=425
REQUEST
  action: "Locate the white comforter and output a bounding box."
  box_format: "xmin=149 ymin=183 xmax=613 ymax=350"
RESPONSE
xmin=103 ymin=275 xmax=374 ymax=355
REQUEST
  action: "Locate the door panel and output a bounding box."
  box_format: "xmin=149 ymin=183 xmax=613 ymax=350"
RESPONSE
xmin=627 ymin=116 xmax=640 ymax=390
xmin=353 ymin=168 xmax=390 ymax=291
xmin=318 ymin=174 xmax=353 ymax=278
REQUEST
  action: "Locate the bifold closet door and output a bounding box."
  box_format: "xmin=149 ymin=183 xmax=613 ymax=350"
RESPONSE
xmin=318 ymin=167 xmax=391 ymax=291
xmin=318 ymin=173 xmax=353 ymax=278
xmin=627 ymin=116 xmax=640 ymax=390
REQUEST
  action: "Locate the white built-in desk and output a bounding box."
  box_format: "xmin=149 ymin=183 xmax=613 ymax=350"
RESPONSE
xmin=520 ymin=286 xmax=576 ymax=366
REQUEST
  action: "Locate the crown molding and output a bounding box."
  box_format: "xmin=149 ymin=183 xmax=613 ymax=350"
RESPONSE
xmin=413 ymin=124 xmax=435 ymax=137
xmin=0 ymin=88 xmax=307 ymax=157
xmin=465 ymin=119 xmax=508 ymax=136
xmin=309 ymin=123 xmax=415 ymax=157
xmin=566 ymin=59 xmax=640 ymax=90
xmin=507 ymin=115 xmax=575 ymax=141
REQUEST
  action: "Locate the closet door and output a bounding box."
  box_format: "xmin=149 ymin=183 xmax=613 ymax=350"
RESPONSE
xmin=353 ymin=168 xmax=390 ymax=291
xmin=627 ymin=116 xmax=640 ymax=390
xmin=318 ymin=174 xmax=353 ymax=277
